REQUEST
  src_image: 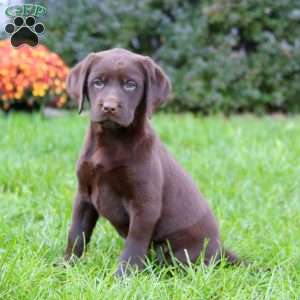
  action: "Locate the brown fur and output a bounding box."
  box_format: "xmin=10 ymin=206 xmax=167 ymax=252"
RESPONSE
xmin=64 ymin=48 xmax=240 ymax=276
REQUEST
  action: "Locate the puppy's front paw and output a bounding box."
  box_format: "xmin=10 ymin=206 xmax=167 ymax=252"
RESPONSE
xmin=63 ymin=254 xmax=79 ymax=266
xmin=53 ymin=259 xmax=68 ymax=268
xmin=53 ymin=255 xmax=75 ymax=268
xmin=115 ymin=262 xmax=138 ymax=278
xmin=115 ymin=266 xmax=126 ymax=278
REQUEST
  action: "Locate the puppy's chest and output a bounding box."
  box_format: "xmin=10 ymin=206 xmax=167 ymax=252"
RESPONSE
xmin=93 ymin=167 xmax=133 ymax=223
xmin=81 ymin=153 xmax=134 ymax=220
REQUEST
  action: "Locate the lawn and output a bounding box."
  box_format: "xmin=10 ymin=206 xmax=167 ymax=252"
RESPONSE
xmin=0 ymin=112 xmax=299 ymax=299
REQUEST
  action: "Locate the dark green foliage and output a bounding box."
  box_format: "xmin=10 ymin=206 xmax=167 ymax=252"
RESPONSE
xmin=44 ymin=0 xmax=300 ymax=113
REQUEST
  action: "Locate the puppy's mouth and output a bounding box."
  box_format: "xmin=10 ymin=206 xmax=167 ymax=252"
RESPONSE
xmin=91 ymin=113 xmax=133 ymax=128
xmin=93 ymin=115 xmax=133 ymax=128
xmin=98 ymin=119 xmax=122 ymax=129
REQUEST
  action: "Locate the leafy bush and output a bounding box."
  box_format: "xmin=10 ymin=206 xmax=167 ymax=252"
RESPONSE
xmin=0 ymin=40 xmax=69 ymax=111
xmin=45 ymin=0 xmax=300 ymax=113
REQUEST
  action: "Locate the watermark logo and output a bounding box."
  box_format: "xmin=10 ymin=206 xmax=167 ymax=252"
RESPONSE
xmin=4 ymin=4 xmax=46 ymax=48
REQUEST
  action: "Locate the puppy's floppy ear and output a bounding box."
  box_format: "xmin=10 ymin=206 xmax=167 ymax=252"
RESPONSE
xmin=66 ymin=53 xmax=97 ymax=114
xmin=140 ymin=56 xmax=171 ymax=116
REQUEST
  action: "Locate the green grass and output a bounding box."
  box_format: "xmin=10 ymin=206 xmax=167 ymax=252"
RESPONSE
xmin=0 ymin=112 xmax=300 ymax=299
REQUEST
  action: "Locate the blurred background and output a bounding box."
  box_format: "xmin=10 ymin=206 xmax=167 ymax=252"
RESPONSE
xmin=0 ymin=0 xmax=300 ymax=114
xmin=1 ymin=2 xmax=300 ymax=298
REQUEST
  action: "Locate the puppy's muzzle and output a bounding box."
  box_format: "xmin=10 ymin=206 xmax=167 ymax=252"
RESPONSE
xmin=100 ymin=101 xmax=117 ymax=114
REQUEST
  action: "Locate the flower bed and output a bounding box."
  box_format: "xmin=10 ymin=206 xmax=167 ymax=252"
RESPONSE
xmin=0 ymin=39 xmax=69 ymax=111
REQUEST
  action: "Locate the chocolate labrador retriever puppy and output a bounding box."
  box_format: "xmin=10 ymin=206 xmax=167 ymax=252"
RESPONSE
xmin=65 ymin=48 xmax=240 ymax=276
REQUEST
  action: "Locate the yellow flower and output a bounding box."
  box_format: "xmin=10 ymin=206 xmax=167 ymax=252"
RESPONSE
xmin=54 ymin=87 xmax=62 ymax=94
xmin=51 ymin=70 xmax=57 ymax=77
xmin=0 ymin=69 xmax=8 ymax=75
xmin=5 ymin=82 xmax=14 ymax=91
xmin=14 ymin=92 xmax=23 ymax=99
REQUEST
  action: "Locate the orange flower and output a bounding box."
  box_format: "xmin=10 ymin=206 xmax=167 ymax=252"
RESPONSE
xmin=0 ymin=39 xmax=69 ymax=108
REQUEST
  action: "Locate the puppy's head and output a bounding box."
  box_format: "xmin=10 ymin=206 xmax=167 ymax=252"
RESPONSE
xmin=67 ymin=48 xmax=171 ymax=128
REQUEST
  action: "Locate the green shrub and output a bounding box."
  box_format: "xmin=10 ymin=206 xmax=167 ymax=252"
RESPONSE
xmin=44 ymin=0 xmax=300 ymax=113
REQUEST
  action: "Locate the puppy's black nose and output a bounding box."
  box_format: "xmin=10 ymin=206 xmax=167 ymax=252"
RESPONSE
xmin=100 ymin=102 xmax=119 ymax=114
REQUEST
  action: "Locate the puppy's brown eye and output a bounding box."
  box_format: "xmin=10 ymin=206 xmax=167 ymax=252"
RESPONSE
xmin=93 ymin=79 xmax=105 ymax=89
xmin=123 ymin=80 xmax=137 ymax=91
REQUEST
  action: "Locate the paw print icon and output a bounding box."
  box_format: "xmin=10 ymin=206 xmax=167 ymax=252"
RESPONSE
xmin=5 ymin=16 xmax=45 ymax=48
